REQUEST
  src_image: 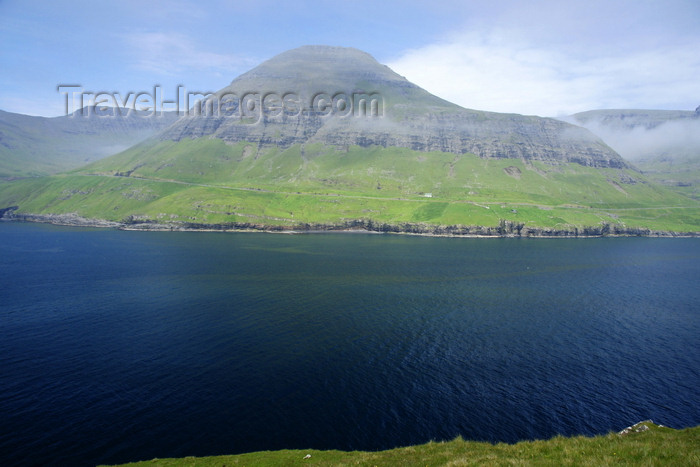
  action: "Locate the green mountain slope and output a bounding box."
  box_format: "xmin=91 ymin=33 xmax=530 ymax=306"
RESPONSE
xmin=632 ymin=154 xmax=700 ymax=200
xmin=0 ymin=108 xmax=179 ymax=178
xmin=1 ymin=138 xmax=697 ymax=233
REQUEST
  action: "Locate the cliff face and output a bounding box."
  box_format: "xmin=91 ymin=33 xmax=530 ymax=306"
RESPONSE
xmin=159 ymin=46 xmax=627 ymax=169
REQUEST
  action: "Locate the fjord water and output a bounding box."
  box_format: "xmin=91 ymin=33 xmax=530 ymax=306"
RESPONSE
xmin=1 ymin=223 xmax=698 ymax=466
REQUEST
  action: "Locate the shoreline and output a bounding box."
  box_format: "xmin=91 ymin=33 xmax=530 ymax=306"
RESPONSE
xmin=2 ymin=211 xmax=698 ymax=238
xmin=98 ymin=421 xmax=699 ymax=466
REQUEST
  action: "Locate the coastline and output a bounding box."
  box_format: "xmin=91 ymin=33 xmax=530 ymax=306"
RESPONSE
xmin=97 ymin=421 xmax=700 ymax=466
xmin=2 ymin=210 xmax=698 ymax=238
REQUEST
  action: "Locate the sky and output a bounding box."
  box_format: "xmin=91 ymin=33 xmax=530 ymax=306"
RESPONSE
xmin=1 ymin=0 xmax=698 ymax=118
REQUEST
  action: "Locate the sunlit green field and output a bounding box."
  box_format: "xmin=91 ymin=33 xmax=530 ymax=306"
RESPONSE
xmin=1 ymin=139 xmax=698 ymax=232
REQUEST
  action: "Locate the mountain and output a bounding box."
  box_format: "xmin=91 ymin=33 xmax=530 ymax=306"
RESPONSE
xmin=567 ymin=109 xmax=700 ymax=200
xmin=1 ymin=46 xmax=698 ymax=235
xmin=162 ymin=46 xmax=625 ymax=169
xmin=0 ymin=108 xmax=180 ymax=178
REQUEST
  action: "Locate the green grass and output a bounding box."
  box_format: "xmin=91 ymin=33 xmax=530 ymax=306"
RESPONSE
xmin=634 ymin=155 xmax=700 ymax=201
xmin=101 ymin=421 xmax=699 ymax=466
xmin=75 ymin=139 xmax=697 ymax=208
xmin=2 ymin=139 xmax=699 ymax=232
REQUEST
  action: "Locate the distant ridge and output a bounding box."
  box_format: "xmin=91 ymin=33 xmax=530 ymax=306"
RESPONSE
xmin=567 ymin=108 xmax=700 ymax=199
xmin=571 ymin=108 xmax=699 ymax=131
xmin=0 ymin=108 xmax=179 ymax=177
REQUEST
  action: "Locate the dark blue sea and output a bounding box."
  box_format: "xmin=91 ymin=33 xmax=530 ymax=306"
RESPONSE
xmin=1 ymin=222 xmax=698 ymax=466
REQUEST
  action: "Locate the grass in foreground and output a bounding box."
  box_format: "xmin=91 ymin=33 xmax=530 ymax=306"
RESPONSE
xmin=103 ymin=421 xmax=699 ymax=466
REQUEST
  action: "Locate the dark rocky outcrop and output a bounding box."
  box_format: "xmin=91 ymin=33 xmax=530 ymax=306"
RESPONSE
xmin=133 ymin=219 xmax=696 ymax=237
xmin=5 ymin=209 xmax=696 ymax=237
xmin=0 ymin=206 xmax=18 ymax=219
xmin=2 ymin=211 xmax=121 ymax=227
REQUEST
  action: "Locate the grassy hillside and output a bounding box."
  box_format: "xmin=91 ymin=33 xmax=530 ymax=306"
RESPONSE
xmin=0 ymin=109 xmax=178 ymax=178
xmin=101 ymin=421 xmax=699 ymax=466
xmin=1 ymin=138 xmax=698 ymax=233
xmin=634 ymin=154 xmax=700 ymax=201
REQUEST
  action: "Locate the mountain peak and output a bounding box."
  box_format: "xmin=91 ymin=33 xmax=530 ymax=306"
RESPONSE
xmin=239 ymin=45 xmax=385 ymax=76
xmin=228 ymin=44 xmax=416 ymax=97
xmin=266 ymin=45 xmax=379 ymax=62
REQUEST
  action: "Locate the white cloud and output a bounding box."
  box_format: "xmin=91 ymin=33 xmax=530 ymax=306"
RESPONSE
xmin=387 ymin=32 xmax=700 ymax=117
xmin=122 ymin=32 xmax=255 ymax=77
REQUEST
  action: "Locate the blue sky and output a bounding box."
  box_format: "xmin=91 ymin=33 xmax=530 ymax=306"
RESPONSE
xmin=1 ymin=0 xmax=698 ymax=117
